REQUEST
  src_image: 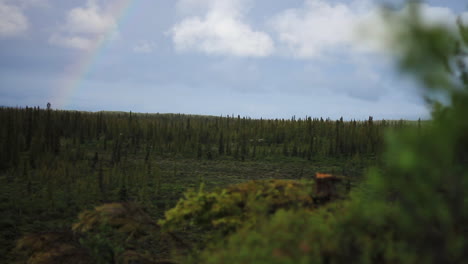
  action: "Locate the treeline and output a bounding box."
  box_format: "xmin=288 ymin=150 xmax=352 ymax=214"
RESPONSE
xmin=0 ymin=106 xmax=409 ymax=172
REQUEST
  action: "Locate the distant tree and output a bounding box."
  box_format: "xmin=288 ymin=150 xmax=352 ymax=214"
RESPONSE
xmin=218 ymin=131 xmax=224 ymax=155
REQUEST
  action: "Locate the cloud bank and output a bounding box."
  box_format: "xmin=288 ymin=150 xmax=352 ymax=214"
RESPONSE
xmin=170 ymin=0 xmax=274 ymax=57
xmin=170 ymin=0 xmax=468 ymax=59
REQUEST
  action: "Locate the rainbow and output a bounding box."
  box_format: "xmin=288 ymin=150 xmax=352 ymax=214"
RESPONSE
xmin=56 ymin=0 xmax=135 ymax=109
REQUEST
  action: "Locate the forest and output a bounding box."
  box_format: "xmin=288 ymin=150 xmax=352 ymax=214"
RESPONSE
xmin=1 ymin=3 xmax=468 ymax=264
xmin=0 ymin=105 xmax=402 ymax=262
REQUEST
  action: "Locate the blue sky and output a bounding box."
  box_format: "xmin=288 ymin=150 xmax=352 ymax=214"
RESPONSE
xmin=0 ymin=0 xmax=466 ymax=119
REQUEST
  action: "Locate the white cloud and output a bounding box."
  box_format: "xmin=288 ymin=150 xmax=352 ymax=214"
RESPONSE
xmin=133 ymin=40 xmax=156 ymax=53
xmin=269 ymin=0 xmax=468 ymax=59
xmin=64 ymin=1 xmax=116 ymax=35
xmin=171 ymin=0 xmax=274 ymax=57
xmin=49 ymin=0 xmax=118 ymax=50
xmin=270 ymin=0 xmax=361 ymax=58
xmin=0 ymin=0 xmax=29 ymax=37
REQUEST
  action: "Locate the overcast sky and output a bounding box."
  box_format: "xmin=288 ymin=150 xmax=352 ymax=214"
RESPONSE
xmin=0 ymin=0 xmax=466 ymax=120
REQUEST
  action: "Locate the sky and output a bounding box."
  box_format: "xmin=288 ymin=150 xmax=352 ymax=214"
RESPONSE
xmin=0 ymin=0 xmax=466 ymax=120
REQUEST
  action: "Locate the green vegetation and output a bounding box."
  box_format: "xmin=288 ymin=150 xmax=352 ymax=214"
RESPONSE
xmin=160 ymin=179 xmax=317 ymax=236
xmin=2 ymin=3 xmax=467 ymax=264
xmin=0 ymin=106 xmax=388 ymax=262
